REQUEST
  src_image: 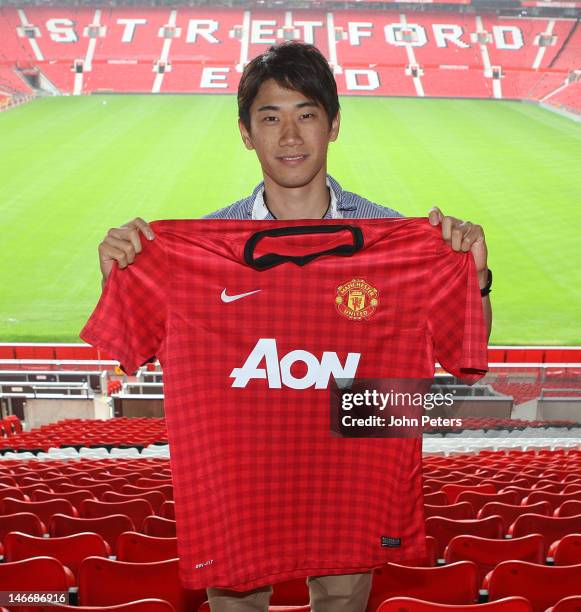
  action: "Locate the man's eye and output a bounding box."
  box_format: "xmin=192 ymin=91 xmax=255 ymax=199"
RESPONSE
xmin=264 ymin=116 xmax=278 ymax=122
xmin=301 ymin=113 xmax=314 ymax=119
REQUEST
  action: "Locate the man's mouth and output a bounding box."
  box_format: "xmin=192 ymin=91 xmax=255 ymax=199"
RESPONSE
xmin=277 ymin=154 xmax=308 ymax=165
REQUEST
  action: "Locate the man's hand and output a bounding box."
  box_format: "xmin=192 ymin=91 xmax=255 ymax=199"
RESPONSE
xmin=428 ymin=206 xmax=488 ymax=288
xmin=428 ymin=206 xmax=492 ymax=341
xmin=99 ymin=217 xmax=155 ymax=286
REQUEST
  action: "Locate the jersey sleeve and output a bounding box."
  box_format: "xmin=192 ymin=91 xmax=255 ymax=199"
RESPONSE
xmin=79 ymin=230 xmax=168 ymax=376
xmin=427 ymin=238 xmax=488 ymax=385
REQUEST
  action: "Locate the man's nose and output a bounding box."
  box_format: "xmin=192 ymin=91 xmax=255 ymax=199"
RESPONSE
xmin=279 ymin=120 xmax=303 ymax=146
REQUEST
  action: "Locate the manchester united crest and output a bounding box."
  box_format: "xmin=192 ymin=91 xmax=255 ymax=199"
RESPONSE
xmin=335 ymin=279 xmax=379 ymax=321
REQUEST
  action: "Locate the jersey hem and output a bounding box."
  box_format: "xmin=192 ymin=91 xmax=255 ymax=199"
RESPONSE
xmin=180 ymin=552 xmax=427 ymax=591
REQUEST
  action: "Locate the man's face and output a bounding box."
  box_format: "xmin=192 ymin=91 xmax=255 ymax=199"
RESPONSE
xmin=239 ymin=78 xmax=340 ymax=189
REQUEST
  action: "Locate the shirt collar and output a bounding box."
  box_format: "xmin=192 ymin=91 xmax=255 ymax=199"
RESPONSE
xmin=250 ymin=175 xmax=344 ymax=220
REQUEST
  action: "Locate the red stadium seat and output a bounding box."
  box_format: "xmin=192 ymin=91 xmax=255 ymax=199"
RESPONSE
xmin=11 ymin=484 xmax=52 ymax=498
xmin=548 ymin=534 xmax=581 ymax=565
xmin=105 ymin=470 xmax=146 ymax=484
xmin=508 ymin=514 xmax=581 ymax=554
xmin=78 ymin=557 xmax=205 ymax=612
xmin=477 ymin=502 xmax=551 ymax=531
xmin=0 ymin=488 xmax=29 ymax=502
xmin=0 ymin=556 xmax=75 ymax=592
xmin=425 ymin=515 xmax=504 ymax=558
xmin=4 ymin=531 xmax=110 ymax=582
xmin=36 ymin=601 xmax=175 ymax=612
xmin=497 ymin=487 xmax=547 ymax=505
xmin=554 ymin=500 xmax=581 ymax=517
xmin=33 ymin=489 xmax=96 ymax=507
xmin=21 ymin=476 xmax=72 ymax=489
xmin=522 ymin=491 xmax=581 ymax=513
xmin=441 ymin=484 xmax=497 ymax=504
xmin=443 ymin=534 xmax=545 ymax=583
xmin=49 ymin=513 xmax=134 ymax=554
xmin=562 ymin=475 xmax=581 ymax=485
xmin=424 ymin=502 xmax=474 ymax=520
xmin=136 ymin=477 xmax=172 ymax=488
xmin=142 ymin=515 xmax=176 ymax=537
xmin=423 ymin=492 xmax=449 ymax=505
xmin=484 ymin=561 xmax=581 ymax=612
xmin=80 ymin=499 xmax=153 ymax=531
xmin=376 ymin=597 xmax=533 ymax=612
xmin=103 ymin=490 xmax=165 ymax=514
xmin=263 ymin=577 xmax=310 ymax=605
xmin=160 ymin=501 xmax=175 ymax=520
xmin=5 ymin=415 xmax=23 ymax=434
xmin=0 ymin=512 xmax=47 ymax=539
xmin=547 ymin=596 xmax=581 ymax=612
xmin=0 ymin=498 xmax=77 ymax=526
xmin=457 ymin=491 xmax=519 ymax=515
xmin=366 ymin=561 xmax=479 ymax=612
xmin=59 ymin=482 xmax=113 ymax=499
xmin=117 ymin=532 xmax=178 ymax=562
xmin=123 ymin=484 xmax=174 ymax=501
xmin=77 ymin=476 xmax=129 ymax=492
xmin=79 ymin=477 xmax=129 ymax=492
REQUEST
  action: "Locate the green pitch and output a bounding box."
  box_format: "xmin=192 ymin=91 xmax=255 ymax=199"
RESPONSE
xmin=1 ymin=95 xmax=579 ymax=345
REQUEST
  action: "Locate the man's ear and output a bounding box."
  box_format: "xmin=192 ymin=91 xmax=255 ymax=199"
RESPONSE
xmin=329 ymin=110 xmax=340 ymax=143
xmin=239 ymin=118 xmax=254 ymax=151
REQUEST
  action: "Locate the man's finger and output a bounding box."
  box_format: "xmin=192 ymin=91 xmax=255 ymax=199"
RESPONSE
xmin=100 ymin=242 xmax=130 ymax=269
xmin=441 ymin=216 xmax=454 ymax=241
xmin=460 ymin=224 xmax=478 ymax=252
xmin=133 ymin=217 xmax=155 ymax=241
xmin=451 ymin=225 xmax=465 ymax=251
xmin=108 ymin=226 xmax=142 ymax=257
xmin=126 ymin=227 xmax=142 ymax=256
xmin=101 ymin=236 xmax=136 ymax=264
xmin=428 ymin=206 xmax=443 ymax=226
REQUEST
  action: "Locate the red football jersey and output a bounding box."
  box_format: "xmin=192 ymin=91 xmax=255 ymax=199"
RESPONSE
xmin=80 ymin=218 xmax=488 ymax=591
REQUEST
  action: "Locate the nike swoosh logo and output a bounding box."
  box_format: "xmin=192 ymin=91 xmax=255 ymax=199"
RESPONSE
xmin=221 ymin=289 xmax=261 ymax=303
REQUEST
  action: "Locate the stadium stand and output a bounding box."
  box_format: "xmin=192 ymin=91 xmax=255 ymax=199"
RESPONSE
xmin=376 ymin=598 xmax=533 ymax=612
xmin=77 ymin=556 xmax=206 ymax=610
xmin=367 ymin=561 xmax=480 ymax=611
xmin=543 ymin=80 xmax=581 ymax=114
xmin=0 ymin=449 xmax=579 ymax=609
xmin=425 ymin=515 xmax=505 ymax=559
xmin=484 ymin=561 xmax=581 ymax=612
xmin=0 ymin=65 xmax=32 ymax=94
xmin=0 ymin=554 xmax=75 ymax=588
xmin=0 ymin=8 xmax=579 ymax=107
xmin=116 ymin=531 xmax=178 ymax=563
xmin=443 ymin=534 xmax=546 ymax=584
xmin=3 ymin=531 xmax=110 ymax=583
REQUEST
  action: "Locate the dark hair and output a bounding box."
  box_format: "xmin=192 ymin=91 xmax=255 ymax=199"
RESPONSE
xmin=238 ymin=41 xmax=340 ymax=133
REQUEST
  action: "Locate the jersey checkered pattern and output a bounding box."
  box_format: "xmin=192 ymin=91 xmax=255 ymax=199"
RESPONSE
xmin=80 ymin=218 xmax=487 ymax=592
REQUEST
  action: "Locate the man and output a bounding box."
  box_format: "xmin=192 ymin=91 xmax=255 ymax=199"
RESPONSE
xmin=96 ymin=42 xmax=492 ymax=612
